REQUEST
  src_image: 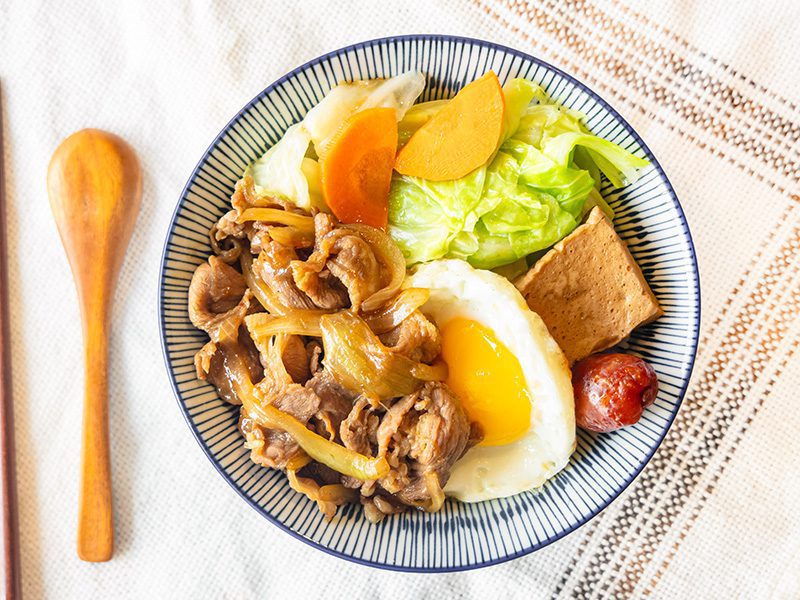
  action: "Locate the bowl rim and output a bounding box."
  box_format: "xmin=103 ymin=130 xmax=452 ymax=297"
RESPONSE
xmin=158 ymin=33 xmax=701 ymax=573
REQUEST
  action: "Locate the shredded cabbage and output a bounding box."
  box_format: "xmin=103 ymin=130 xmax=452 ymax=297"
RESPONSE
xmin=388 ymin=79 xmax=649 ymax=268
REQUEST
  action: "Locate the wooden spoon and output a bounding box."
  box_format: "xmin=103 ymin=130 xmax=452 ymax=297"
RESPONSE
xmin=47 ymin=129 xmax=142 ymax=562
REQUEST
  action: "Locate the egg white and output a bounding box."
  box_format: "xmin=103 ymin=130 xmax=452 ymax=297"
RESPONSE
xmin=405 ymin=259 xmax=576 ymax=502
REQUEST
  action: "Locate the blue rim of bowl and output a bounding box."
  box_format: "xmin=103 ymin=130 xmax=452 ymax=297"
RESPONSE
xmin=158 ymin=33 xmax=701 ymax=573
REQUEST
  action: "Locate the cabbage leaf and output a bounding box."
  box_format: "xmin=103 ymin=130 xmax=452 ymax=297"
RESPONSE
xmin=246 ymin=124 xmax=326 ymax=212
xmin=388 ymin=81 xmax=649 ymax=268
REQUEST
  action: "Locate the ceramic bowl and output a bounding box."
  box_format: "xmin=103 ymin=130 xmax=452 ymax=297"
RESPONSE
xmin=158 ymin=35 xmax=700 ymax=572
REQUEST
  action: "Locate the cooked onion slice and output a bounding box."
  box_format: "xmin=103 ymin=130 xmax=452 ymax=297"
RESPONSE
xmin=237 ymin=208 xmax=315 ymax=231
xmin=267 ymin=226 xmax=315 ymax=248
xmin=362 ymin=288 xmax=430 ymax=333
xmin=320 ymin=311 xmax=447 ymax=401
xmin=245 ymin=312 xmax=324 ymax=340
xmin=410 ymin=361 xmax=448 ymax=381
xmin=223 ymin=345 xmax=389 ymax=481
xmin=245 ymin=288 xmax=430 ymax=341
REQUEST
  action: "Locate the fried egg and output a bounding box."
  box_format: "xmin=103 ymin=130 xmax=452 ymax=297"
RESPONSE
xmin=405 ymin=259 xmax=575 ymax=502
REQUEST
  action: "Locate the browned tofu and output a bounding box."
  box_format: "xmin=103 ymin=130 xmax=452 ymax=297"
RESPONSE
xmin=514 ymin=207 xmax=663 ymax=364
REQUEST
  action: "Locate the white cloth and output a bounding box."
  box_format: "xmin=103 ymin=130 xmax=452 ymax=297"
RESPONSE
xmin=1 ymin=0 xmax=798 ymax=597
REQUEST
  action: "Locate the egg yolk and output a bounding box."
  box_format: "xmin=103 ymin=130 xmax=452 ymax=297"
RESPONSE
xmin=440 ymin=318 xmax=531 ymax=446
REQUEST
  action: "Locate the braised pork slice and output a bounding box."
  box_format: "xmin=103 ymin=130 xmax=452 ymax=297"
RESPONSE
xmin=339 ymin=381 xmax=476 ymax=518
xmin=281 ymin=334 xmax=311 ymax=384
xmin=379 ymin=310 xmax=441 ymax=363
xmin=214 ymin=176 xmax=292 ymax=243
xmin=379 ymin=382 xmax=473 ymax=507
xmin=214 ymin=209 xmax=251 ymax=242
xmin=305 ymin=369 xmax=357 ymax=441
xmin=306 ymin=340 xmax=323 ymax=374
xmin=214 ymin=210 xmax=271 ymax=256
xmin=339 ymin=398 xmax=382 ymax=498
xmin=292 ymin=214 xmax=382 ymax=311
xmin=190 ymin=255 xmax=264 ymax=404
xmin=236 ymin=330 xmax=322 ymax=469
xmin=213 ymin=178 xmax=283 ymax=255
xmin=243 ymin=379 xmax=323 ymax=470
xmin=195 ymin=327 xmax=262 ymax=405
xmin=361 ymin=494 xmax=405 ymax=523
xmin=325 ymin=241 xmax=382 ymax=311
xmin=254 ymin=238 xmax=351 ymax=310
xmin=240 ymin=412 xmax=300 ymax=470
xmin=254 ymin=241 xmax=320 ymax=310
xmin=188 ymin=256 xmax=248 ymax=334
xmin=340 ymin=398 xmax=380 ymax=459
xmin=292 ymin=268 xmax=350 ymax=310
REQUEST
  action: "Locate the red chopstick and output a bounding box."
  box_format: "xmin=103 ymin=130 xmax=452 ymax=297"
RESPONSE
xmin=0 ymin=82 xmax=22 ymax=599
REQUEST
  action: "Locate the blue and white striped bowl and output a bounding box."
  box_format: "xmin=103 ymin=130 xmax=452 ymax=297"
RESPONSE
xmin=159 ymin=35 xmax=700 ymax=572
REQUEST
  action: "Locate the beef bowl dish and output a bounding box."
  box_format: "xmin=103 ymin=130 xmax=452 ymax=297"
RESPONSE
xmin=160 ymin=36 xmax=699 ymax=571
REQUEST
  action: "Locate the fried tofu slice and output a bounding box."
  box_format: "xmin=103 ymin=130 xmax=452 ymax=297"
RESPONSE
xmin=514 ymin=207 xmax=663 ymax=365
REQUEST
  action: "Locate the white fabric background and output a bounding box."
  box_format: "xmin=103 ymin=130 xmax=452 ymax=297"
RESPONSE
xmin=1 ymin=1 xmax=798 ymax=598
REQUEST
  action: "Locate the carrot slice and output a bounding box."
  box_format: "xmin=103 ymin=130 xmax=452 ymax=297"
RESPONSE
xmin=395 ymin=71 xmax=505 ymax=181
xmin=321 ymin=107 xmax=398 ymax=230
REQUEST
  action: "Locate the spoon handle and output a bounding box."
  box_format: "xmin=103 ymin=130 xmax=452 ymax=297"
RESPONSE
xmin=76 ymin=313 xmax=113 ymax=562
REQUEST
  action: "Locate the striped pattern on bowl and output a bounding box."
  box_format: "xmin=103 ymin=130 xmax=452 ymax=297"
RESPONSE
xmin=158 ymin=35 xmax=700 ymax=572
